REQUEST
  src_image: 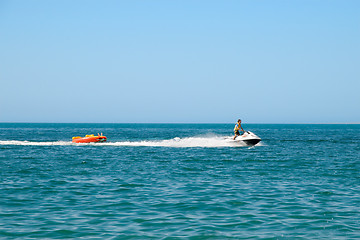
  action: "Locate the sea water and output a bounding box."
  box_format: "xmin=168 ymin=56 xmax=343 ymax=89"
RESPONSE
xmin=0 ymin=123 xmax=359 ymax=239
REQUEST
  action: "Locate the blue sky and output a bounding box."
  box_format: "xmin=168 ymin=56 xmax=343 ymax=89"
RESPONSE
xmin=1 ymin=0 xmax=359 ymax=123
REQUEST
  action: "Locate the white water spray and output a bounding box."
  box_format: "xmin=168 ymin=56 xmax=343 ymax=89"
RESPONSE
xmin=0 ymin=135 xmax=258 ymax=148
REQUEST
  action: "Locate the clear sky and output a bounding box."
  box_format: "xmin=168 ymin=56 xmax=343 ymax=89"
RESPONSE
xmin=1 ymin=0 xmax=359 ymax=123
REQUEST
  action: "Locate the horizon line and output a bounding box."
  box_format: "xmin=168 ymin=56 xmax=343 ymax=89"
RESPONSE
xmin=0 ymin=122 xmax=359 ymax=125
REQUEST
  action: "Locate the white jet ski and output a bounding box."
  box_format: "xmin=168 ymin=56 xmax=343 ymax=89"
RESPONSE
xmin=234 ymin=131 xmax=261 ymax=146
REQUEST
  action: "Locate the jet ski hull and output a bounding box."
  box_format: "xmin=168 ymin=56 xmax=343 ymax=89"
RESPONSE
xmin=234 ymin=131 xmax=261 ymax=146
xmin=242 ymin=138 xmax=261 ymax=146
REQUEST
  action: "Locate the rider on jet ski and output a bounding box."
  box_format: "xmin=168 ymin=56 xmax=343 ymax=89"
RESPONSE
xmin=233 ymin=119 xmax=245 ymax=140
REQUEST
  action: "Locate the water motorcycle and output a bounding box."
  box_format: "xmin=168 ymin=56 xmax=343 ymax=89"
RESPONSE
xmin=234 ymin=131 xmax=261 ymax=146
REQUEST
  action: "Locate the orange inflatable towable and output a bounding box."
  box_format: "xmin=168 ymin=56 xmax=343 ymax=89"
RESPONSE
xmin=72 ymin=133 xmax=107 ymax=143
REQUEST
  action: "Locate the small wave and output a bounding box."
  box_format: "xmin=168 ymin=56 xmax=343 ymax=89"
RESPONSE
xmin=0 ymin=136 xmax=255 ymax=148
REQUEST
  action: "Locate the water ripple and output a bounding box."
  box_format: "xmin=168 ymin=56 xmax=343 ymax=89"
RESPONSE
xmin=0 ymin=124 xmax=359 ymax=239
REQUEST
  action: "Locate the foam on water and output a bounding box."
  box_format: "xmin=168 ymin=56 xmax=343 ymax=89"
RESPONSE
xmin=0 ymin=140 xmax=73 ymax=146
xmin=0 ymin=136 xmax=253 ymax=148
xmin=105 ymin=136 xmax=249 ymax=148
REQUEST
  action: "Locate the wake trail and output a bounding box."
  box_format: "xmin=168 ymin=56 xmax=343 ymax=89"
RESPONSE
xmin=103 ymin=136 xmax=247 ymax=148
xmin=0 ymin=136 xmax=262 ymax=148
xmin=0 ymin=140 xmax=74 ymax=146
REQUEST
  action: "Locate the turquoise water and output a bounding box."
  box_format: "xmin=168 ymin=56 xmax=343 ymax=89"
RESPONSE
xmin=0 ymin=123 xmax=359 ymax=239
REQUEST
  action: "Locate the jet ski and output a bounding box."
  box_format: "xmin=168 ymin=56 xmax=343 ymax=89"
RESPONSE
xmin=234 ymin=131 xmax=261 ymax=146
